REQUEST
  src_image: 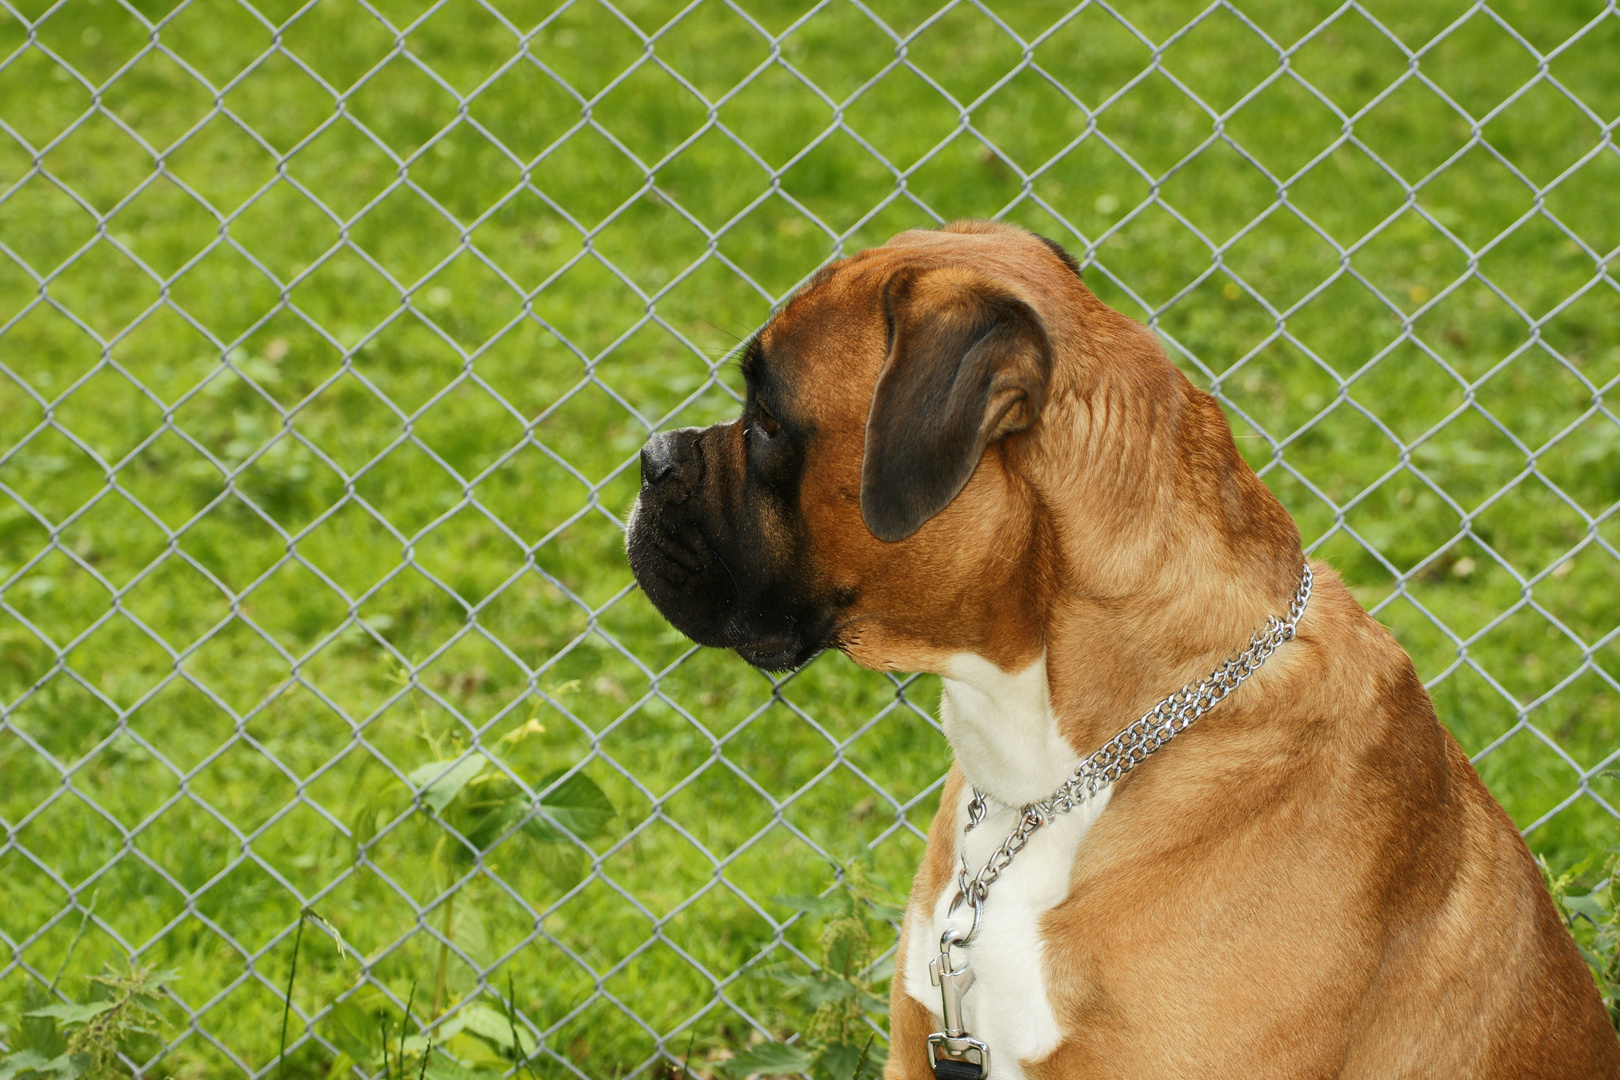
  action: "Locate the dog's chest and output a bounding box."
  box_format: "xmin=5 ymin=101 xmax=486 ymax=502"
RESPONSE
xmin=902 ymin=655 xmax=1110 ymax=1079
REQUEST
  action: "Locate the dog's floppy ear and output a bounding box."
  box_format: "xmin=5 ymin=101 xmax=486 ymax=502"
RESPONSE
xmin=860 ymin=267 xmax=1052 ymax=542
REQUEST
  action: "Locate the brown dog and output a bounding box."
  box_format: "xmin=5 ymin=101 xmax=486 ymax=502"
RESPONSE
xmin=625 ymin=221 xmax=1618 ymax=1078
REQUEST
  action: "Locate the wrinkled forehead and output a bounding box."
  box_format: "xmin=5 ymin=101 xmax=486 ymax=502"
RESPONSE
xmin=745 ymin=227 xmax=1069 ymax=426
xmin=749 ymin=254 xmax=893 ymax=428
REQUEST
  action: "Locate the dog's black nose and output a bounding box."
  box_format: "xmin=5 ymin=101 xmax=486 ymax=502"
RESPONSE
xmin=640 ymin=431 xmax=681 ymax=487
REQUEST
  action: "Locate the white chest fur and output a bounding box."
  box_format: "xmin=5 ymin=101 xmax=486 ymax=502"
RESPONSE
xmin=902 ymin=653 xmax=1111 ymax=1079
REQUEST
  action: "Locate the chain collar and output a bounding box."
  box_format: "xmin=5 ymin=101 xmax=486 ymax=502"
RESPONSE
xmin=944 ymin=560 xmax=1313 ymax=948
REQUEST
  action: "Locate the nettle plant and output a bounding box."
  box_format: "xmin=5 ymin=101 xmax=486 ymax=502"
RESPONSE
xmin=1542 ymin=847 xmax=1620 ymax=1030
xmin=713 ymin=856 xmax=900 ymax=1080
xmin=0 ymin=962 xmax=174 ymax=1080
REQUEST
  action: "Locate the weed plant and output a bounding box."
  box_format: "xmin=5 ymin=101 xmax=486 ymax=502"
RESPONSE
xmin=1542 ymin=780 xmax=1620 ymax=1032
xmin=0 ymin=901 xmax=175 ymax=1080
xmin=1 ymin=0 xmax=1618 ymax=1076
xmin=711 ymin=856 xmax=899 ymax=1080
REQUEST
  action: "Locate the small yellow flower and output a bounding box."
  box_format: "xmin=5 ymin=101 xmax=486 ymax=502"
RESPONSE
xmin=499 ymin=717 xmax=547 ymax=745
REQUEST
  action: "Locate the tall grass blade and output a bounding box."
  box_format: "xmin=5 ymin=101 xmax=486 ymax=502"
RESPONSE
xmin=49 ymin=890 xmax=97 ymax=993
xmin=400 ymin=981 xmax=417 ymax=1078
xmin=277 ymin=912 xmax=306 ymax=1080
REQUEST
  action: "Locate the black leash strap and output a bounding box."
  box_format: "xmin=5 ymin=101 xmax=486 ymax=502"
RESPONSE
xmin=932 ymin=1056 xmax=987 ymax=1080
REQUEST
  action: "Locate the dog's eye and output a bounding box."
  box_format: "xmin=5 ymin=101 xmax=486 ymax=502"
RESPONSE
xmin=755 ymin=406 xmax=781 ymax=438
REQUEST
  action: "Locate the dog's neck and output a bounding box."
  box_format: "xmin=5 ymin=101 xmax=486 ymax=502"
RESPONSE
xmin=940 ymin=578 xmax=1304 ymax=806
xmin=992 ymin=322 xmax=1307 ymax=757
xmin=940 ymin=650 xmax=1078 ymax=806
xmin=918 ymin=307 xmax=1308 ymax=774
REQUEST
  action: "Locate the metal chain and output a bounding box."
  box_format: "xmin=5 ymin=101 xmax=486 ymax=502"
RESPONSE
xmin=948 ymin=562 xmax=1314 ymax=944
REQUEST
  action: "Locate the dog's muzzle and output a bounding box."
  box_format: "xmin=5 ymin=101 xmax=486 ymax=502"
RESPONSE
xmin=625 ymin=426 xmax=828 ymax=673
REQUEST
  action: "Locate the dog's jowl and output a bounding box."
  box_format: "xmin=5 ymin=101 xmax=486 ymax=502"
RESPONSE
xmin=625 ymin=222 xmax=1619 ymax=1079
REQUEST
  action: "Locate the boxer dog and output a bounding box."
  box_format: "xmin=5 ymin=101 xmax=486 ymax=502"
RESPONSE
xmin=624 ymin=221 xmax=1617 ymax=1078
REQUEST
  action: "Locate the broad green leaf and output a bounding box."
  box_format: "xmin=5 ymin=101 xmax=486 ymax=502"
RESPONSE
xmin=715 ymin=1042 xmax=813 ymax=1078
xmin=520 ymin=815 xmax=564 ymax=845
xmin=770 ymin=971 xmax=858 ymax=1008
xmin=450 ymin=904 xmax=491 ymax=969
xmin=12 ymin=987 xmax=65 ymax=1060
xmin=428 ymin=1013 xmax=467 ymax=1042
xmin=529 ymin=770 xmax=614 ymax=839
xmin=444 ymin=1030 xmax=509 ymax=1069
xmin=423 ymin=1054 xmax=502 ymax=1080
xmin=533 ymin=843 xmax=585 ymax=890
xmin=1563 ymin=892 xmax=1610 ymax=923
xmin=0 ymin=1050 xmax=85 ymax=1080
xmin=771 ymin=894 xmax=850 ymax=918
xmin=866 ymin=902 xmax=905 ymax=923
xmin=349 ymin=772 xmax=407 ymax=856
xmin=0 ymin=1051 xmax=53 ymax=1080
xmin=409 ymin=756 xmax=489 ymax=815
xmin=325 ymin=1000 xmax=378 ymax=1064
xmin=461 ymin=794 xmax=527 ymax=854
xmin=23 ymin=1002 xmax=114 ymax=1027
xmin=139 ymin=968 xmax=181 ymax=993
xmin=453 ymin=1003 xmax=536 ymax=1055
xmin=816 ymin=1035 xmax=885 ymax=1080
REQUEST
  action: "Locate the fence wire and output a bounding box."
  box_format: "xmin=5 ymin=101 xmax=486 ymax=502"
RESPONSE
xmin=2 ymin=0 xmax=1618 ymax=1077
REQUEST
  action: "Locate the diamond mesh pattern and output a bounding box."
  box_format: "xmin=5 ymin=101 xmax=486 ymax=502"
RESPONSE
xmin=2 ymin=0 xmax=1618 ymax=1077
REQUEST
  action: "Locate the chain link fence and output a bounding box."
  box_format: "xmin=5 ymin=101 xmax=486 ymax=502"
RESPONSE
xmin=1 ymin=0 xmax=1617 ymax=1076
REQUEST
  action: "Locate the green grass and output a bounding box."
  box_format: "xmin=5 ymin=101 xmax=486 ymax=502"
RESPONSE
xmin=1 ymin=0 xmax=1618 ymax=1075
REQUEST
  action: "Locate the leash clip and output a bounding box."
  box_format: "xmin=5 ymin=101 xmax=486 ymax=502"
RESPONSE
xmin=927 ymin=929 xmax=990 ymax=1080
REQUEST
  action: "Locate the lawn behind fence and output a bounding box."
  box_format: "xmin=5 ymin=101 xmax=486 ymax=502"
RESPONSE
xmin=1 ymin=0 xmax=1618 ymax=1076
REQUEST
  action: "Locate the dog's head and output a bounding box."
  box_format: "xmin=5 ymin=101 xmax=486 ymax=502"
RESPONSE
xmin=626 ymin=222 xmax=1096 ymax=673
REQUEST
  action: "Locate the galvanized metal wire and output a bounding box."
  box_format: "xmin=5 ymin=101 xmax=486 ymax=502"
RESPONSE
xmin=1 ymin=1 xmax=1617 ymax=1077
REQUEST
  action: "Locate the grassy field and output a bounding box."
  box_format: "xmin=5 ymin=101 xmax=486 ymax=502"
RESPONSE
xmin=1 ymin=0 xmax=1618 ymax=1075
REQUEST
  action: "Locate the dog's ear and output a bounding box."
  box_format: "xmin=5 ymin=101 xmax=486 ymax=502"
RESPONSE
xmin=860 ymin=267 xmax=1053 ymax=542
